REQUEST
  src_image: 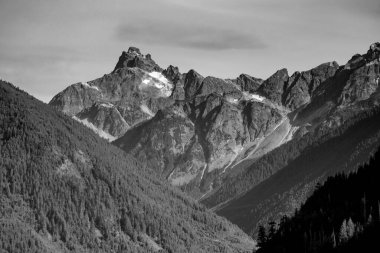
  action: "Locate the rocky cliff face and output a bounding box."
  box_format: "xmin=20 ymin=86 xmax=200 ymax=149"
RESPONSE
xmin=50 ymin=43 xmax=380 ymax=199
xmin=235 ymin=74 xmax=263 ymax=92
xmin=113 ymin=47 xmax=162 ymax=72
xmin=50 ymin=50 xmax=174 ymax=140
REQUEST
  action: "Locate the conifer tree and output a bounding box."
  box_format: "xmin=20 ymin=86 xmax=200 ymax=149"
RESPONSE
xmin=346 ymin=218 xmax=355 ymax=238
xmin=339 ymin=219 xmax=348 ymax=243
xmin=257 ymin=226 xmax=267 ymax=248
xmin=331 ymin=229 xmax=336 ymax=248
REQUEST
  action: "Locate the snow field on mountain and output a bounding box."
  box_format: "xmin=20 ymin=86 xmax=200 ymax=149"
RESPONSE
xmin=242 ymin=92 xmax=265 ymax=102
xmin=140 ymin=71 xmax=173 ymax=97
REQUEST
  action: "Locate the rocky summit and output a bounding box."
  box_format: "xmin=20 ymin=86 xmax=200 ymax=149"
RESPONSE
xmin=50 ymin=43 xmax=380 ymax=200
xmin=50 ymin=48 xmax=173 ymax=141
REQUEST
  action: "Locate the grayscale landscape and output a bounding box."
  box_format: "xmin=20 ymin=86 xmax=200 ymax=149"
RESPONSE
xmin=1 ymin=1 xmax=379 ymax=252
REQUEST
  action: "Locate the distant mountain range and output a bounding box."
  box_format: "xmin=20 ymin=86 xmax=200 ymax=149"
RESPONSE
xmin=49 ymin=42 xmax=380 ymax=236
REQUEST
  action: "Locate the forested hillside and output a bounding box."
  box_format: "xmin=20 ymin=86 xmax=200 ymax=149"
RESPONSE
xmin=256 ymin=146 xmax=380 ymax=253
xmin=0 ymin=80 xmax=254 ymax=253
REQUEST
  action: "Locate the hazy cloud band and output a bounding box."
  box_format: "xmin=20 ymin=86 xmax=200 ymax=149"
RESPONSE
xmin=116 ymin=22 xmax=266 ymax=50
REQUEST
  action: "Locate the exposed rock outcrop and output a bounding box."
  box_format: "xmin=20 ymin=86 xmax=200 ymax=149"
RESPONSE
xmin=257 ymin=68 xmax=289 ymax=106
xmin=236 ymin=74 xmax=263 ymax=92
xmin=113 ymin=47 xmax=162 ymax=72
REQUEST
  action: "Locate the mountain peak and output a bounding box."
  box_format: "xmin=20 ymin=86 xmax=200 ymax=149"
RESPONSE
xmin=236 ymin=73 xmax=263 ymax=92
xmin=369 ymin=42 xmax=380 ymax=52
xmin=126 ymin=46 xmax=141 ymax=55
xmin=345 ymin=42 xmax=380 ymax=70
xmin=113 ymin=47 xmax=162 ymax=73
xmin=367 ymin=42 xmax=380 ymax=60
xmin=163 ymin=65 xmax=181 ymax=83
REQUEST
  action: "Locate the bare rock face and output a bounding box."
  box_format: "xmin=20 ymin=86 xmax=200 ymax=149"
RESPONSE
xmin=76 ymin=102 xmax=130 ymax=138
xmin=198 ymin=76 xmax=241 ymax=98
xmin=242 ymin=101 xmax=283 ymax=141
xmin=339 ymin=43 xmax=380 ymax=106
xmin=49 ymin=82 xmax=102 ymax=116
xmin=50 ymin=48 xmax=174 ymax=140
xmin=164 ymin=65 xmax=185 ymax=100
xmin=163 ymin=65 xmax=181 ymax=83
xmin=236 ymin=74 xmax=263 ymax=92
xmin=256 ymin=62 xmax=340 ymax=111
xmin=113 ymin=103 xmax=206 ymax=186
xmin=113 ymin=47 xmax=162 ymax=72
xmin=189 ymin=94 xmax=246 ymax=172
xmin=184 ymin=69 xmax=204 ymax=99
xmin=114 ymin=91 xmax=284 ymax=195
xmin=283 ymin=62 xmax=340 ymax=110
xmin=198 ymin=97 xmax=283 ymax=173
xmin=257 ymin=68 xmax=289 ymax=105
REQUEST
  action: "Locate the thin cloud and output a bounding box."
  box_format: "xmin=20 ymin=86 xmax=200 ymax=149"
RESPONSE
xmin=116 ymin=21 xmax=266 ymax=51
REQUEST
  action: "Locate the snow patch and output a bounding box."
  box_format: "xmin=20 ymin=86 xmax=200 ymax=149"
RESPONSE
xmin=140 ymin=104 xmax=155 ymax=117
xmin=200 ymin=165 xmax=208 ymax=181
xmin=73 ymin=116 xmax=116 ymax=142
xmin=100 ymin=103 xmax=113 ymax=108
xmin=148 ymin=71 xmax=170 ymax=84
xmin=242 ymin=92 xmax=265 ymax=102
xmin=140 ymin=71 xmax=173 ymax=97
xmin=81 ymin=82 xmax=99 ymax=91
xmin=226 ymin=97 xmax=239 ymax=104
xmin=251 ymin=94 xmax=265 ymax=101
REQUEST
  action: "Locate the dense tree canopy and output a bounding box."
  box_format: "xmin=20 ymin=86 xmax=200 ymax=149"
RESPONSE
xmin=256 ymin=145 xmax=380 ymax=253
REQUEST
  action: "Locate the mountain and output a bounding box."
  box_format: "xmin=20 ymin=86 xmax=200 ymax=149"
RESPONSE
xmin=214 ymin=107 xmax=380 ymax=234
xmin=49 ymin=47 xmax=300 ymax=197
xmin=255 ymin=145 xmax=380 ymax=253
xmin=0 ymin=80 xmax=255 ymax=252
xmin=203 ymin=42 xmax=380 ymax=233
xmin=50 ymin=47 xmax=174 ymax=141
xmin=50 ymin=42 xmax=380 ymax=230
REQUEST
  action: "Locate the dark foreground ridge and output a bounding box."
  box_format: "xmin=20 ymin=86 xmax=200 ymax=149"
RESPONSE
xmin=256 ymin=145 xmax=380 ymax=253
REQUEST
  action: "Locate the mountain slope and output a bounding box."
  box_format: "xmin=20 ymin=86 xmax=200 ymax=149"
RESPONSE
xmin=0 ymin=80 xmax=255 ymax=252
xmin=200 ymin=42 xmax=380 ymax=207
xmin=256 ymin=145 xmax=380 ymax=253
xmin=215 ymin=106 xmax=380 ymax=234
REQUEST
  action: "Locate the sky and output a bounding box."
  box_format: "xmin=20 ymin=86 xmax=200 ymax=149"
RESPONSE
xmin=0 ymin=0 xmax=379 ymax=102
